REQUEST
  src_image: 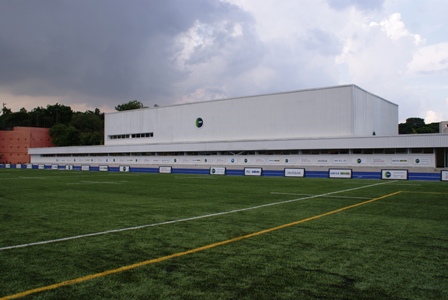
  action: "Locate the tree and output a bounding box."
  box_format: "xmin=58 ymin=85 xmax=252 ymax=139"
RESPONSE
xmin=115 ymin=100 xmax=144 ymax=111
xmin=399 ymin=117 xmax=438 ymax=134
xmin=49 ymin=124 xmax=80 ymax=146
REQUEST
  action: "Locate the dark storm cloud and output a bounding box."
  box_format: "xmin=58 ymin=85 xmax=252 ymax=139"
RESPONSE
xmin=0 ymin=0 xmax=252 ymax=107
xmin=326 ymin=0 xmax=384 ymax=11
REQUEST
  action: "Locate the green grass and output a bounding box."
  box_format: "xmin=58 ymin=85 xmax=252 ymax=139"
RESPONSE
xmin=0 ymin=169 xmax=447 ymax=299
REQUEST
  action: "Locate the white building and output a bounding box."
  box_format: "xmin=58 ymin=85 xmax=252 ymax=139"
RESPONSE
xmin=29 ymin=85 xmax=448 ymax=171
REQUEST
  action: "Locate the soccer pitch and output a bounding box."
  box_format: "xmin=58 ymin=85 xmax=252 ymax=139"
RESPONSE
xmin=0 ymin=169 xmax=447 ymax=299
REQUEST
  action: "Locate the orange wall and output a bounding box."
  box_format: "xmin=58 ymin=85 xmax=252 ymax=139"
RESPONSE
xmin=0 ymin=127 xmax=53 ymax=164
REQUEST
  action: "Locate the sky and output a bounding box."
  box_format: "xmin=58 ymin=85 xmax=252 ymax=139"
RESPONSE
xmin=0 ymin=0 xmax=447 ymax=123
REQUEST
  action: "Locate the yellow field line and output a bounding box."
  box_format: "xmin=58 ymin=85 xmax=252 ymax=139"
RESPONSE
xmin=1 ymin=191 xmax=402 ymax=300
xmin=402 ymin=191 xmax=448 ymax=195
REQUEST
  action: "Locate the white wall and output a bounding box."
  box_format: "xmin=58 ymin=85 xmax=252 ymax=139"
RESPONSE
xmin=105 ymin=85 xmax=398 ymax=146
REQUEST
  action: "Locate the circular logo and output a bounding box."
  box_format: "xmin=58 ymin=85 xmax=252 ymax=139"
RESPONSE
xmin=415 ymin=159 xmax=420 ymax=164
xmin=212 ymin=168 xmax=216 ymax=174
xmin=196 ymin=117 xmax=203 ymax=128
xmin=357 ymin=158 xmax=362 ymax=164
xmin=244 ymin=159 xmax=248 ymax=163
xmin=385 ymin=171 xmax=391 ymax=178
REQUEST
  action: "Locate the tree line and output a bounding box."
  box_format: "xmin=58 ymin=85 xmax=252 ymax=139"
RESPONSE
xmin=0 ymin=100 xmax=145 ymax=147
xmin=398 ymin=117 xmax=439 ymax=134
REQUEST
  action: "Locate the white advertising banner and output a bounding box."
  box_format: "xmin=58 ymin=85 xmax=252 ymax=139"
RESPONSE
xmin=38 ymin=164 xmax=45 ymax=170
xmin=27 ymin=164 xmax=33 ymax=169
xmin=244 ymin=168 xmax=262 ymax=176
xmin=382 ymin=170 xmax=408 ymax=180
xmin=81 ymin=165 xmax=90 ymax=171
xmin=16 ymin=164 xmax=22 ymax=169
xmin=119 ymin=166 xmax=130 ymax=172
xmin=159 ymin=166 xmax=172 ymax=174
xmin=284 ymin=168 xmax=305 ymax=177
xmin=65 ymin=165 xmax=74 ymax=170
xmin=51 ymin=165 xmax=58 ymax=170
xmin=99 ymin=166 xmax=109 ymax=172
xmin=329 ymin=169 xmax=352 ymax=179
xmin=441 ymin=170 xmax=448 ymax=182
xmin=5 ymin=164 xmax=11 ymax=168
xmin=210 ymin=167 xmax=226 ymax=175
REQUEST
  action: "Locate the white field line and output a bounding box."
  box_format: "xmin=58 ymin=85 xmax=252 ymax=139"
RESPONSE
xmin=270 ymin=192 xmax=370 ymax=200
xmin=0 ymin=181 xmax=394 ymax=251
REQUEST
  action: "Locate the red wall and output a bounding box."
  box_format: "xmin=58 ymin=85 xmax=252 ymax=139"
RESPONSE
xmin=0 ymin=127 xmax=53 ymax=164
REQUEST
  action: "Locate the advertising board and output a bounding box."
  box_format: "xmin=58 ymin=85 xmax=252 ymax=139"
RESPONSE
xmin=244 ymin=168 xmax=262 ymax=176
xmin=381 ymin=169 xmax=408 ymax=180
xmin=27 ymin=164 xmax=33 ymax=169
xmin=159 ymin=166 xmax=172 ymax=174
xmin=284 ymin=168 xmax=305 ymax=177
xmin=329 ymin=169 xmax=352 ymax=179
xmin=210 ymin=167 xmax=226 ymax=175
xmin=81 ymin=165 xmax=90 ymax=171
xmin=119 ymin=166 xmax=130 ymax=172
xmin=99 ymin=166 xmax=109 ymax=172
xmin=51 ymin=165 xmax=58 ymax=170
xmin=441 ymin=170 xmax=448 ymax=182
xmin=65 ymin=165 xmax=74 ymax=170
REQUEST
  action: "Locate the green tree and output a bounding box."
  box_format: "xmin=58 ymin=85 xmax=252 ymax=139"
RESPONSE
xmin=49 ymin=124 xmax=80 ymax=146
xmin=115 ymin=100 xmax=144 ymax=111
xmin=399 ymin=117 xmax=425 ymax=134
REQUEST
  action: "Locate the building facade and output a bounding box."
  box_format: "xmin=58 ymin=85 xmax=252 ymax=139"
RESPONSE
xmin=28 ymin=85 xmax=448 ymax=171
xmin=0 ymin=127 xmax=53 ymax=164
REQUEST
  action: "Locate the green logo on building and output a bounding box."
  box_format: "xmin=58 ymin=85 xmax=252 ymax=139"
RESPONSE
xmin=196 ymin=118 xmax=203 ymax=128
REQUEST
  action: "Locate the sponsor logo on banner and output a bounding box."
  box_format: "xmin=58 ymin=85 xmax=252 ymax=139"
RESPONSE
xmin=210 ymin=167 xmax=226 ymax=175
xmin=99 ymin=166 xmax=109 ymax=172
xmin=284 ymin=168 xmax=305 ymax=177
xmin=16 ymin=164 xmax=22 ymax=169
xmin=244 ymin=168 xmax=262 ymax=176
xmin=300 ymin=158 xmax=312 ymax=164
xmin=81 ymin=165 xmax=90 ymax=171
xmin=441 ymin=170 xmax=448 ymax=181
xmin=119 ymin=166 xmax=130 ymax=172
xmin=65 ymin=165 xmax=74 ymax=170
xmin=27 ymin=164 xmax=33 ymax=169
xmin=382 ymin=170 xmax=408 ymax=180
xmin=329 ymin=169 xmax=352 ymax=179
xmin=317 ymin=159 xmax=328 ymax=164
xmin=229 ymin=158 xmax=237 ymax=163
xmin=413 ymin=158 xmax=430 ymax=165
xmin=5 ymin=164 xmax=11 ymax=168
xmin=268 ymin=159 xmax=281 ymax=164
xmin=372 ymin=158 xmax=386 ymax=165
xmin=333 ymin=158 xmax=348 ymax=164
xmin=51 ymin=165 xmax=58 ymax=170
xmin=38 ymin=164 xmax=45 ymax=170
xmin=159 ymin=166 xmax=172 ymax=174
xmin=391 ymin=158 xmax=408 ymax=165
xmin=255 ymin=158 xmax=266 ymax=163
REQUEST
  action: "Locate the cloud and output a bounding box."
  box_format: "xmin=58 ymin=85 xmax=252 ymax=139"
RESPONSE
xmin=407 ymin=42 xmax=448 ymax=74
xmin=326 ymin=0 xmax=385 ymax=11
xmin=0 ymin=0 xmax=248 ymax=108
xmin=369 ymin=13 xmax=423 ymax=45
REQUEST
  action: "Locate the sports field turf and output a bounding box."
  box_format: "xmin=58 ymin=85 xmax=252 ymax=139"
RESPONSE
xmin=0 ymin=169 xmax=447 ymax=299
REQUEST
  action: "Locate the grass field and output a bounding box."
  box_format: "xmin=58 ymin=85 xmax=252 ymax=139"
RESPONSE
xmin=0 ymin=169 xmax=447 ymax=299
